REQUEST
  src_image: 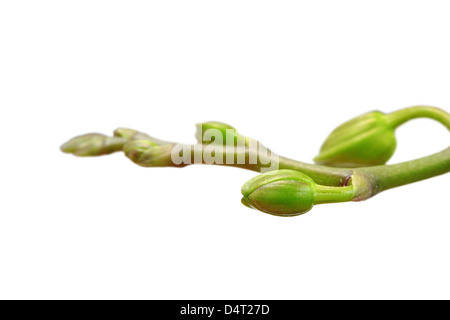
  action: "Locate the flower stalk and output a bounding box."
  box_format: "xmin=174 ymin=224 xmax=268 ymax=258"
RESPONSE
xmin=61 ymin=106 xmax=450 ymax=217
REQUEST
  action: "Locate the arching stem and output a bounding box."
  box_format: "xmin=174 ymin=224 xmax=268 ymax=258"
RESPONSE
xmin=355 ymin=147 xmax=450 ymax=197
xmin=386 ymin=106 xmax=450 ymax=130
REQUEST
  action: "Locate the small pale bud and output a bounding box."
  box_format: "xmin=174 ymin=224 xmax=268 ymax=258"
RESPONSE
xmin=60 ymin=133 xmax=126 ymax=156
xmin=195 ymin=121 xmax=249 ymax=146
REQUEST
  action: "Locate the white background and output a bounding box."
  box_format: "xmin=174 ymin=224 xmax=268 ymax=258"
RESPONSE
xmin=1 ymin=1 xmax=449 ymax=300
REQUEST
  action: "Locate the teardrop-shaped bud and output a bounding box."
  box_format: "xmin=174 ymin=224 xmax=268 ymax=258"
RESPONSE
xmin=61 ymin=133 xmax=127 ymax=156
xmin=241 ymin=170 xmax=316 ymax=216
xmin=195 ymin=121 xmax=248 ymax=147
xmin=314 ymin=111 xmax=397 ymax=167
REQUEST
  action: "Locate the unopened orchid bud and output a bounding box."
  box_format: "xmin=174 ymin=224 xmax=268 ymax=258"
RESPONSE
xmin=195 ymin=121 xmax=248 ymax=146
xmin=314 ymin=106 xmax=450 ymax=168
xmin=314 ymin=111 xmax=396 ymax=167
xmin=60 ymin=133 xmax=127 ymax=156
xmin=241 ymin=169 xmax=354 ymax=216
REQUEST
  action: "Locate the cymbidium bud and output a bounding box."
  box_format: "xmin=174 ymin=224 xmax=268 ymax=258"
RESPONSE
xmin=241 ymin=169 xmax=354 ymax=217
xmin=60 ymin=133 xmax=127 ymax=156
xmin=124 ymin=140 xmax=175 ymax=167
xmin=314 ymin=111 xmax=396 ymax=167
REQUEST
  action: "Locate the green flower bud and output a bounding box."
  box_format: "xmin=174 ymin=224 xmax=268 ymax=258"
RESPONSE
xmin=124 ymin=140 xmax=175 ymax=167
xmin=241 ymin=170 xmax=355 ymax=217
xmin=60 ymin=133 xmax=127 ymax=156
xmin=241 ymin=170 xmax=316 ymax=216
xmin=314 ymin=111 xmax=396 ymax=167
xmin=195 ymin=121 xmax=249 ymax=146
xmin=314 ymin=106 xmax=450 ymax=168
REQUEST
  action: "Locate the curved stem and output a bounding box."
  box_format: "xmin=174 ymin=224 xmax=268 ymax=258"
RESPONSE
xmin=386 ymin=106 xmax=450 ymax=130
xmin=355 ymin=147 xmax=450 ymax=196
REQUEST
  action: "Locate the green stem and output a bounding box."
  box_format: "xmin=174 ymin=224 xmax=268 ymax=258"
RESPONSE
xmin=278 ymin=156 xmax=352 ymax=186
xmin=125 ymin=140 xmax=449 ymax=199
xmin=356 ymin=147 xmax=450 ymax=196
xmin=386 ymin=106 xmax=450 ymax=130
xmin=172 ymin=145 xmax=353 ymax=186
xmin=314 ymin=185 xmax=354 ymax=204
